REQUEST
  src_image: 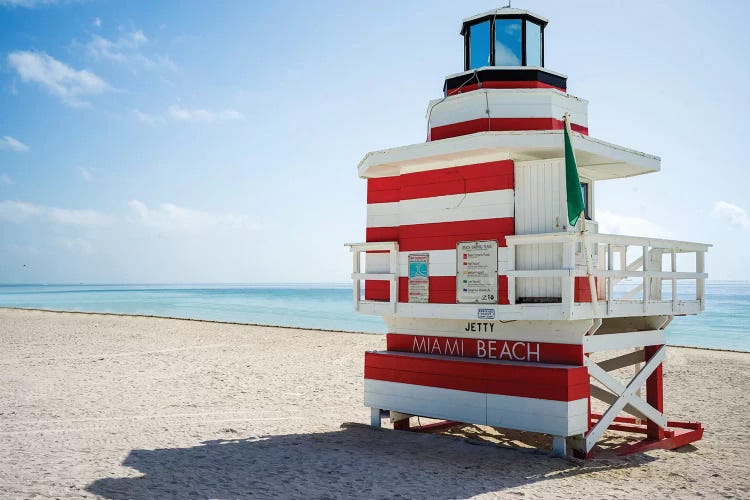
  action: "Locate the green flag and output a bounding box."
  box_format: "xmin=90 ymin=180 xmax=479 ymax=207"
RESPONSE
xmin=564 ymin=116 xmax=585 ymax=226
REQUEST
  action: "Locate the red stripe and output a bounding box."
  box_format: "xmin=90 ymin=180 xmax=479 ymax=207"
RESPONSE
xmin=366 ymin=226 xmax=399 ymax=242
xmin=574 ymin=277 xmax=602 ymax=303
xmin=367 ymin=218 xmax=514 ymax=251
xmin=366 ymin=276 xmax=509 ymax=304
xmin=367 ymin=160 xmax=514 ymax=204
xmin=446 ymin=81 xmax=565 ymax=95
xmin=429 ymin=118 xmax=589 ymax=141
xmin=365 ymin=351 xmax=589 ymax=402
xmin=386 ymin=334 xmax=583 ymax=365
xmin=367 ymin=176 xmax=401 ymax=204
xmin=364 ymin=280 xmax=390 ymax=301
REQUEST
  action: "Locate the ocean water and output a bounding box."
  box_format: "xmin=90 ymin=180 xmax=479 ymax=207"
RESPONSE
xmin=0 ymin=282 xmax=747 ymax=352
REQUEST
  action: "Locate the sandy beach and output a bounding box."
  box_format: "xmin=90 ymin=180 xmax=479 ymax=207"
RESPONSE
xmin=0 ymin=308 xmax=748 ymax=499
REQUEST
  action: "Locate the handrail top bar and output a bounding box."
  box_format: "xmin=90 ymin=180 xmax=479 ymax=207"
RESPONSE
xmin=345 ymin=241 xmax=398 ymax=250
xmin=505 ymin=232 xmax=711 ymax=251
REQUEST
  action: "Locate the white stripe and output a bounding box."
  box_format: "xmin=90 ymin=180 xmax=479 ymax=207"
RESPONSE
xmin=364 ymin=379 xmax=487 ymax=424
xmin=487 ymin=394 xmax=588 ymax=436
xmin=428 ymin=89 xmax=589 ymax=129
xmin=364 ymin=379 xmax=588 ymax=436
xmin=382 ymin=317 xmax=591 ymax=344
xmin=367 ymin=189 xmax=514 ymax=228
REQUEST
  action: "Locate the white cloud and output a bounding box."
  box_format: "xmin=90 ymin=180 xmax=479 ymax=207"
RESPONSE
xmin=78 ymin=166 xmax=93 ymax=182
xmin=5 ymin=243 xmax=40 ymax=256
xmin=0 ymin=200 xmax=112 ymax=225
xmin=133 ymin=109 xmax=165 ymax=125
xmin=495 ymin=45 xmax=521 ymax=66
xmin=0 ymin=200 xmax=43 ymax=222
xmin=0 ymin=0 xmax=61 ymax=6
xmin=1 ymin=199 xmax=255 ymax=231
xmin=57 ymin=237 xmax=95 ymax=255
xmin=0 ymin=174 xmax=13 ymax=185
xmin=92 ymin=17 xmax=101 ymax=27
xmin=48 ymin=207 xmax=110 ymax=225
xmin=86 ymin=30 xmax=147 ymax=62
xmin=128 ymin=200 xmax=257 ymax=231
xmin=168 ymin=105 xmax=244 ymax=123
xmin=135 ymin=106 xmax=244 ymax=125
xmin=596 ymin=210 xmax=672 ymax=239
xmin=83 ymin=29 xmax=176 ymax=73
xmin=712 ymin=201 xmax=749 ymax=229
xmin=7 ymin=51 xmax=110 ymax=107
xmin=0 ymin=135 xmax=30 ymax=152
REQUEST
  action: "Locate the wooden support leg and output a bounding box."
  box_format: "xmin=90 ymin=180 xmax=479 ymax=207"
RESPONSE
xmin=390 ymin=411 xmax=412 ymax=430
xmin=552 ymin=436 xmax=567 ymax=458
xmin=370 ymin=407 xmax=381 ymax=428
xmin=393 ymin=419 xmax=411 ymax=431
xmin=645 ymin=345 xmax=665 ymax=440
xmin=567 ymin=435 xmax=587 ymax=459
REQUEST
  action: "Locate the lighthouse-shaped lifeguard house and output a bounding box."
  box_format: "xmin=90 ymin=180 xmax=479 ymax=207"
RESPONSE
xmin=346 ymin=8 xmax=710 ymax=458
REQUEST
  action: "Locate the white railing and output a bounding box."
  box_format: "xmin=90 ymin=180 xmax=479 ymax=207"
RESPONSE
xmin=345 ymin=241 xmax=399 ymax=314
xmin=505 ymin=232 xmax=710 ymax=318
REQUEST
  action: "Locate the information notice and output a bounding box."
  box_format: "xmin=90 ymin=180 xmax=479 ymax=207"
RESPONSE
xmin=408 ymin=253 xmax=429 ymax=303
xmin=456 ymin=240 xmax=498 ymax=304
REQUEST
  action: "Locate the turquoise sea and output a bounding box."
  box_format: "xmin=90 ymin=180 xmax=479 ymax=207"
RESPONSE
xmin=0 ymin=282 xmax=747 ymax=352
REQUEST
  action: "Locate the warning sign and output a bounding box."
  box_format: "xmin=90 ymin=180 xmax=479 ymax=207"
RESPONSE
xmin=408 ymin=253 xmax=429 ymax=303
xmin=456 ymin=240 xmax=498 ymax=304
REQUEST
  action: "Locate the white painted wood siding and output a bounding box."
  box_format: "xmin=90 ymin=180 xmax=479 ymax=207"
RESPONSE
xmin=427 ymin=89 xmax=588 ymax=129
xmin=364 ymin=380 xmax=488 ymax=425
xmin=366 ymin=189 xmax=514 ymax=228
xmin=365 ymin=379 xmax=588 ymax=436
xmin=383 ymin=317 xmax=592 ymax=343
xmin=514 ymin=159 xmax=567 ymax=300
xmin=486 ymin=394 xmax=588 ymax=436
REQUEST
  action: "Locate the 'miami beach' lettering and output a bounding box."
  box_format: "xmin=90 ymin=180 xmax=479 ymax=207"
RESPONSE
xmin=412 ymin=336 xmax=465 ymax=356
xmin=410 ymin=335 xmax=540 ymax=362
xmin=476 ymin=339 xmax=540 ymax=362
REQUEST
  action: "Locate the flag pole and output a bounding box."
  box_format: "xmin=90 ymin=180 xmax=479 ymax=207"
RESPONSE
xmin=564 ymin=113 xmax=600 ymax=318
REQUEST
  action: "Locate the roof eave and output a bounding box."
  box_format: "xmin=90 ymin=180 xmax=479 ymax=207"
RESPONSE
xmin=357 ymin=131 xmax=660 ymax=181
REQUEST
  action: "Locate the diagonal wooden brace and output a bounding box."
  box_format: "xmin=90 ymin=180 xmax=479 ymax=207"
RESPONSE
xmin=583 ymin=345 xmax=667 ymax=452
xmin=589 ymin=385 xmax=649 ymax=422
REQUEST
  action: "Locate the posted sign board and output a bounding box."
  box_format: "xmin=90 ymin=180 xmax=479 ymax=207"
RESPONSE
xmin=408 ymin=253 xmax=429 ymax=303
xmin=456 ymin=240 xmax=498 ymax=303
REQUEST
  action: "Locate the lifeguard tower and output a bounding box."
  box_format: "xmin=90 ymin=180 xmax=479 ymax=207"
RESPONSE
xmin=346 ymin=8 xmax=710 ymax=458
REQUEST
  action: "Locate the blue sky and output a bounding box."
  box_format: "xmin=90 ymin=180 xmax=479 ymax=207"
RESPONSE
xmin=0 ymin=0 xmax=748 ymax=283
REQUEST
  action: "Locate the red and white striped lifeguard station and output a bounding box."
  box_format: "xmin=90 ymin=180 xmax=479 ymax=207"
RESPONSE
xmin=346 ymin=7 xmax=710 ymax=458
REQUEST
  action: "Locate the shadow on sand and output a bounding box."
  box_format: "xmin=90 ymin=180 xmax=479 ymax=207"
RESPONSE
xmin=87 ymin=423 xmax=659 ymax=499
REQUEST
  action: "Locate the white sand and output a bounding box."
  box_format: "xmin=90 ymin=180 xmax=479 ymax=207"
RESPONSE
xmin=0 ymin=308 xmax=748 ymax=499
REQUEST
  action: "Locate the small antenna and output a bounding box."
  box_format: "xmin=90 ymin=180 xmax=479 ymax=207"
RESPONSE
xmin=502 ymin=1 xmax=512 ymax=9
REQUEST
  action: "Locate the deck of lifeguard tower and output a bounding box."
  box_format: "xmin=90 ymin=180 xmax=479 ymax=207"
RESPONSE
xmin=346 ymin=7 xmax=710 ymax=458
xmin=350 ymin=129 xmax=708 ymax=322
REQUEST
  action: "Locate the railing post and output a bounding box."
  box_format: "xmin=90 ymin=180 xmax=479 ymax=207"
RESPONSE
xmin=696 ymin=251 xmax=705 ymax=311
xmin=607 ymin=244 xmax=613 ymax=315
xmin=561 ymin=240 xmax=575 ymax=319
xmin=672 ymin=248 xmax=677 ymax=313
xmin=507 ymin=244 xmax=516 ymax=305
xmin=352 ymin=247 xmax=361 ymax=312
xmin=642 ymin=245 xmax=650 ymax=313
xmin=389 ymin=243 xmax=399 ymax=313
xmin=649 ymin=248 xmax=663 ymax=301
